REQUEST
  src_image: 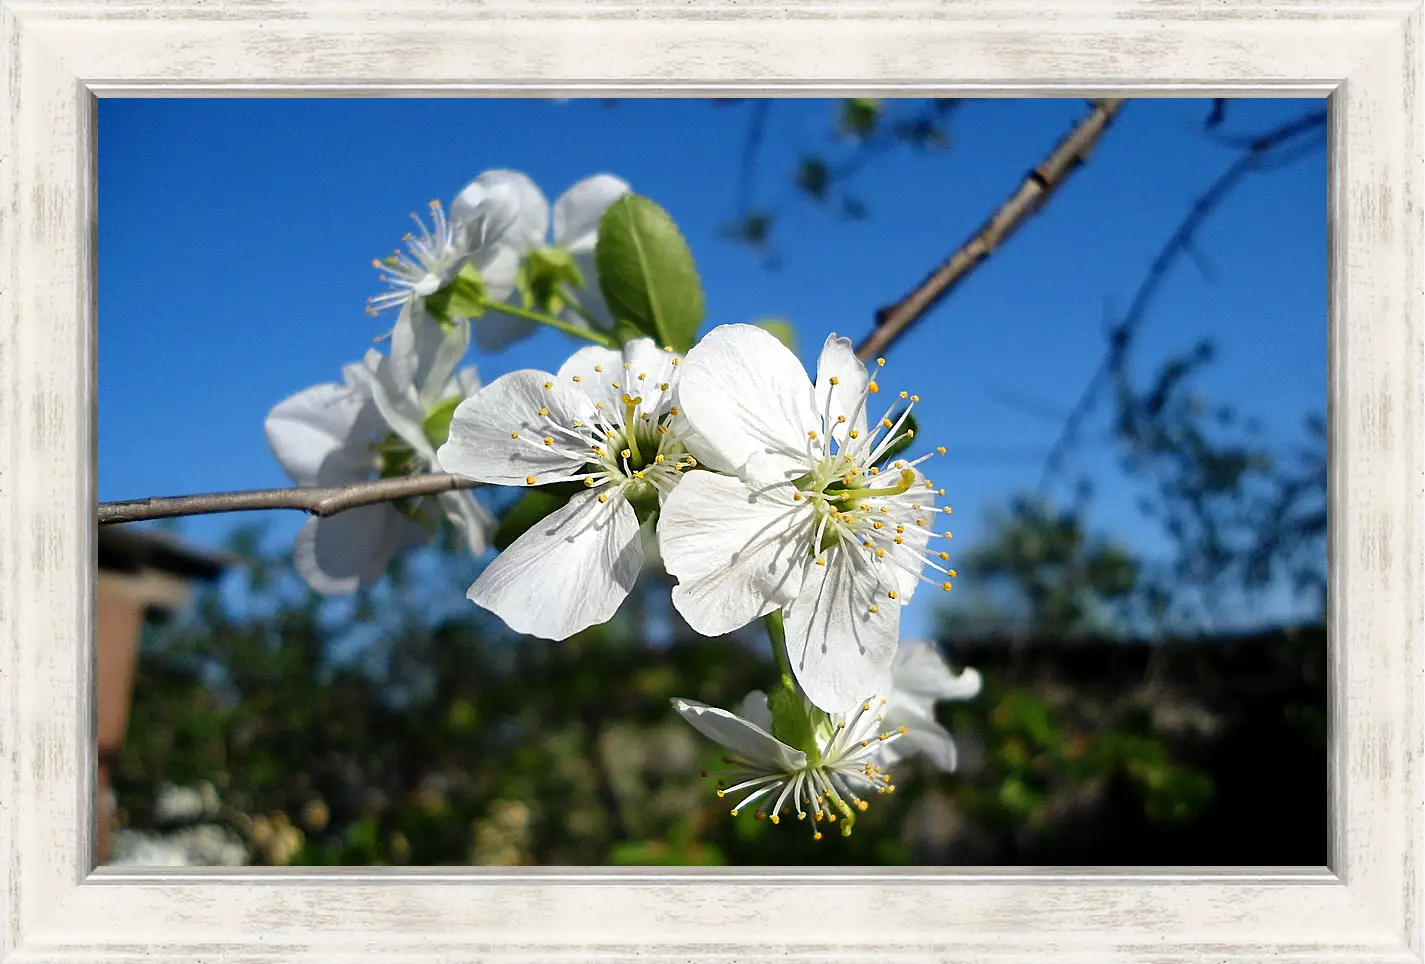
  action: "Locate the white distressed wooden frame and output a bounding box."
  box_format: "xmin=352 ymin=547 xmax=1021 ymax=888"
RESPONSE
xmin=1 ymin=1 xmax=1420 ymax=961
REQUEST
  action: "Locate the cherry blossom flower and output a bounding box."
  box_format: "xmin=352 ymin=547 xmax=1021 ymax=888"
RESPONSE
xmin=671 ymin=694 xmax=906 ymax=838
xmin=465 ymin=172 xmax=631 ymax=351
xmin=436 ymin=338 xmax=692 ymax=639
xmin=659 ymin=323 xmax=955 ymax=711
xmin=265 ymin=317 xmax=492 ymax=593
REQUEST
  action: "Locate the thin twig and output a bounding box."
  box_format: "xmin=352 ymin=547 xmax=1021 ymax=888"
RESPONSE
xmin=855 ymin=98 xmax=1126 ymax=362
xmin=1033 ymin=107 xmax=1327 ymax=493
xmin=98 ymin=474 xmax=480 ymax=526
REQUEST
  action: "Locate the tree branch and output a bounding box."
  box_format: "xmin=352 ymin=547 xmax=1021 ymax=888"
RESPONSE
xmin=98 ymin=474 xmax=480 ymax=526
xmin=1033 ymin=107 xmax=1327 ymax=493
xmin=855 ymin=98 xmax=1126 ymax=361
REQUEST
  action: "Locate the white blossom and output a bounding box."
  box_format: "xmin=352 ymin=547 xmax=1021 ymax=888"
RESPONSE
xmin=437 ymin=338 xmax=692 ymax=639
xmin=265 ymin=315 xmax=493 ymax=593
xmin=872 ymin=639 xmax=982 ymax=772
xmin=465 ymin=172 xmax=631 ymax=351
xmin=659 ymin=323 xmax=955 ymax=712
xmin=671 ymin=694 xmax=907 ymax=838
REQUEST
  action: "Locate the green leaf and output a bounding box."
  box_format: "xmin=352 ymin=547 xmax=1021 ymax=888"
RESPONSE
xmin=491 ymin=483 xmax=583 ymax=551
xmin=425 ymin=263 xmax=487 ymax=326
xmin=595 ymin=194 xmax=705 ymax=352
xmin=752 ymin=318 xmax=797 ymax=353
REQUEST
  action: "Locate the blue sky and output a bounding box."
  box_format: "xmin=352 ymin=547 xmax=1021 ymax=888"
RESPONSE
xmin=98 ymin=97 xmax=1326 ymax=638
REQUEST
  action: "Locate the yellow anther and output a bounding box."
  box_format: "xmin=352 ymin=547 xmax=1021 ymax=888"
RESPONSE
xmin=938 ymin=488 xmax=946 ymax=496
xmin=876 ymin=357 xmax=886 ymax=366
xmin=869 ymin=467 xmax=880 ymax=476
xmin=730 ymin=809 xmax=739 ymax=816
xmin=869 ymin=605 xmax=880 ymax=614
xmin=655 ymin=454 xmax=665 ymax=463
xmin=571 ymin=375 xmax=582 ymax=382
xmin=671 ymin=357 xmax=681 ymax=365
xmin=769 ymin=815 xmax=780 ymax=824
xmin=638 ymin=372 xmax=647 ymax=380
xmin=659 ymin=382 xmax=669 ymax=390
xmin=525 ymin=475 xmax=536 ymax=485
xmin=543 ymin=381 xmax=553 ymax=390
xmin=598 ymin=493 xmax=609 ymax=504
xmin=836 ymin=415 xmax=847 ymax=424
xmin=815 ymin=557 xmax=826 ymax=567
xmin=621 ymin=449 xmax=632 ymax=459
xmin=887 ymin=589 xmax=898 ymax=600
xmin=670 ymin=406 xmax=681 ymax=416
xmin=511 ymin=431 xmax=520 ymax=439
xmin=916 ymin=519 xmax=927 ymax=526
xmin=937 ymin=446 xmax=947 ymax=455
xmin=584 ymin=478 xmax=597 ymax=487
xmin=899 ymin=725 xmax=908 ymax=735
xmin=849 ymin=430 xmax=860 ymax=439
xmin=896 ymin=525 xmax=905 ymax=534
xmin=906 ymin=429 xmax=915 ymax=438
xmin=543 ymin=437 xmax=554 ymax=446
xmin=595 ymin=402 xmax=605 ymax=410
xmin=942 ymin=582 xmax=953 ymax=591
xmin=943 ymin=506 xmax=953 ymax=514
xmin=716 ymin=789 xmax=725 ymax=798
xmin=911 ymin=395 xmax=920 ymax=402
xmin=538 ymin=408 xmax=549 ymax=417
xmin=830 ymin=376 xmax=840 ymax=385
xmin=873 ymin=521 xmax=883 ymax=529
xmin=881 ymin=418 xmax=893 ymax=428
xmin=875 ymin=548 xmax=886 ymax=558
xmin=792 ymin=492 xmax=803 ymax=501
xmin=813 ymin=832 xmax=823 ymax=840
xmin=624 ymin=362 xmax=633 ymax=370
xmin=633 ymin=471 xmax=645 ymax=479
xmin=868 ymin=382 xmax=879 ymax=394
xmin=808 ymin=430 xmax=819 ymax=440
xmin=863 ymin=701 xmax=872 ymax=711
xmin=948 ymin=569 xmax=957 ymax=577
xmin=879 ymin=506 xmax=890 ymax=514
xmin=938 ymin=552 xmax=950 ymax=561
xmin=879 ymin=732 xmax=890 ymax=741
xmin=900 ymin=391 xmax=909 ymax=399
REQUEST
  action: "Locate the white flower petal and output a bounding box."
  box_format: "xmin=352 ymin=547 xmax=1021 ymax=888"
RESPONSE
xmin=467 ymin=488 xmax=642 ymax=640
xmin=675 ymin=324 xmax=819 ymax=482
xmin=660 ymin=471 xmax=811 ymax=636
xmin=437 ymin=489 xmax=495 ymax=557
xmin=669 ymin=697 xmax=806 ymax=771
xmin=292 ymin=505 xmax=430 ymax=595
xmin=556 ymin=344 xmax=627 ymax=411
xmin=386 ymin=302 xmax=472 ymax=406
xmin=565 ymin=247 xmax=614 ymax=330
xmin=892 ymin=640 xmax=983 ymax=701
xmin=356 ymin=351 xmax=435 ymax=464
xmin=619 ymin=338 xmax=681 ymax=419
xmin=553 ymin=174 xmax=631 ymax=252
xmin=783 ymin=544 xmax=899 ymax=712
xmin=887 ymin=712 xmax=961 ymax=773
xmin=265 ymin=379 xmax=379 ymax=487
xmin=437 ymin=370 xmax=596 ymax=486
xmin=736 ymin=690 xmax=775 ymax=733
xmin=814 ymin=332 xmax=870 ymax=446
xmin=452 ymin=169 xmax=548 ymax=251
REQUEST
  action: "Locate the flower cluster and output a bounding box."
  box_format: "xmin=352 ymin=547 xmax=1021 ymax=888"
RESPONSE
xmin=264 ymin=169 xmax=980 ymax=839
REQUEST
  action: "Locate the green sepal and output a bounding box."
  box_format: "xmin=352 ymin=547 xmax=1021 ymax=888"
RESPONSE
xmin=425 ymin=263 xmax=487 ymax=328
xmin=517 ymin=246 xmax=586 ymax=318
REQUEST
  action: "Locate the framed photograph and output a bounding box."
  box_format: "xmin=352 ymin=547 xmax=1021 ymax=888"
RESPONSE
xmin=2 ymin=1 xmax=1420 ymax=961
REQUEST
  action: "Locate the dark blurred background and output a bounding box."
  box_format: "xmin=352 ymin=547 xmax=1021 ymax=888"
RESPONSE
xmin=98 ymin=97 xmax=1326 ymax=867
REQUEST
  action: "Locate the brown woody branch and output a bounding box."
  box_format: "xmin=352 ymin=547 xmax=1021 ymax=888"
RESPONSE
xmin=98 ymin=474 xmax=480 ymax=526
xmin=854 ymin=98 xmax=1126 ymax=361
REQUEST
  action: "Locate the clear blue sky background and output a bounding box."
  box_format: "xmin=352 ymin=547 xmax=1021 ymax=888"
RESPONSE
xmin=98 ymin=97 xmax=1326 ymax=639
